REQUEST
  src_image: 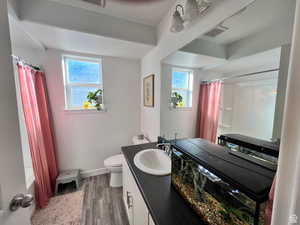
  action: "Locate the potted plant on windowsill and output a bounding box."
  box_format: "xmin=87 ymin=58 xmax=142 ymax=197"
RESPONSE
xmin=84 ymin=89 xmax=103 ymax=111
xmin=171 ymin=92 xmax=184 ymax=108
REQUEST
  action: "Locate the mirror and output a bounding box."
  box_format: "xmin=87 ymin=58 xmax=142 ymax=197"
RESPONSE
xmin=160 ymin=0 xmax=296 ymax=143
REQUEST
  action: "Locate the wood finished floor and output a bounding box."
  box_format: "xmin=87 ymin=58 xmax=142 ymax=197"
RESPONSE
xmin=60 ymin=174 xmax=129 ymax=225
xmin=81 ymin=175 xmax=129 ymax=225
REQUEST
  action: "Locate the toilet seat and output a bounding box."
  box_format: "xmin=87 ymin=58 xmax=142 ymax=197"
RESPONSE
xmin=104 ymin=154 xmax=123 ymax=168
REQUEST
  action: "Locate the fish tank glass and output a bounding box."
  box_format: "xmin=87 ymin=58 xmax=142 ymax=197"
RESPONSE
xmin=218 ymin=134 xmax=279 ymax=171
xmin=171 ymin=148 xmax=266 ymax=225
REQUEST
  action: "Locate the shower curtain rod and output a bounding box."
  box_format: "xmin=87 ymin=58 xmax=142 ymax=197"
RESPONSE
xmin=202 ymin=68 xmax=280 ymax=84
xmin=11 ymin=55 xmax=42 ymax=71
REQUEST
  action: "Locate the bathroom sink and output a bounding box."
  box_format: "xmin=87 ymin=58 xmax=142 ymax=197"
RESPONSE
xmin=134 ymin=149 xmax=171 ymax=176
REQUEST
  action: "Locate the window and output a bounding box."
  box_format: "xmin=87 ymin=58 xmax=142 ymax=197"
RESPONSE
xmin=171 ymin=68 xmax=193 ymax=108
xmin=62 ymin=56 xmax=103 ymax=110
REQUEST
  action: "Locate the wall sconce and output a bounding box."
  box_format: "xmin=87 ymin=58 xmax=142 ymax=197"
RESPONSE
xmin=184 ymin=0 xmax=200 ymax=22
xmin=170 ymin=0 xmax=215 ymax=33
xmin=170 ymin=5 xmax=185 ymax=33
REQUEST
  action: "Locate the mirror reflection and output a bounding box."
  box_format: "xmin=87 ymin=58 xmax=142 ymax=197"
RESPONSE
xmin=161 ymin=0 xmax=295 ymax=144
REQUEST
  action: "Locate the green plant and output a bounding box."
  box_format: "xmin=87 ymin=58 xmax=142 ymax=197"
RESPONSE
xmin=219 ymin=203 xmax=253 ymax=225
xmin=171 ymin=92 xmax=183 ymax=107
xmin=190 ymin=162 xmax=207 ymax=202
xmin=219 ymin=209 xmax=232 ymax=223
xmin=178 ymin=158 xmax=190 ymax=183
xmin=87 ymin=89 xmax=103 ymax=110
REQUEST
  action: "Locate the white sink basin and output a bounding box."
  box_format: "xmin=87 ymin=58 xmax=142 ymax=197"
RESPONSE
xmin=134 ymin=149 xmax=171 ymax=176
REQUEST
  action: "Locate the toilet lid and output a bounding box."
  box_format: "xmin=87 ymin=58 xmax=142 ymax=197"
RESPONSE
xmin=104 ymin=154 xmax=124 ymax=167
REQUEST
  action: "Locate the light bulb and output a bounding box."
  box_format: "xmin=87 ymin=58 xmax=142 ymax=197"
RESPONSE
xmin=170 ymin=10 xmax=184 ymax=32
xmin=184 ymin=0 xmax=199 ymax=22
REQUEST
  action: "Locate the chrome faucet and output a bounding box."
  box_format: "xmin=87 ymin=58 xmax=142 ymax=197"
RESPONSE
xmin=156 ymin=142 xmax=172 ymax=156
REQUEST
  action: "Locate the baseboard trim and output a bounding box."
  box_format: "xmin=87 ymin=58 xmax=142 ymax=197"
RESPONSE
xmin=80 ymin=168 xmax=109 ymax=178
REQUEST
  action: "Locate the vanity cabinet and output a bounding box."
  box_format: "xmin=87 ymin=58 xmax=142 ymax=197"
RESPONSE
xmin=123 ymin=158 xmax=134 ymax=225
xmin=123 ymin=159 xmax=154 ymax=225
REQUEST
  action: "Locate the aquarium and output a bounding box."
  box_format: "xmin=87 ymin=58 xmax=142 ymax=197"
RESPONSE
xmin=171 ymin=148 xmax=266 ymax=225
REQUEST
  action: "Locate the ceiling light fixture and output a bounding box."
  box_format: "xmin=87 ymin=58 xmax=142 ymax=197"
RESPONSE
xmin=184 ymin=0 xmax=199 ymax=22
xmin=170 ymin=0 xmax=215 ymax=33
xmin=170 ymin=0 xmax=255 ymax=33
xmin=198 ymin=0 xmax=212 ymax=14
xmin=170 ymin=4 xmax=185 ymax=33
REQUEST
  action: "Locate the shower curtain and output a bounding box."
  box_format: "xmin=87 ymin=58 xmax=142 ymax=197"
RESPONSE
xmin=265 ymin=176 xmax=276 ymax=225
xmin=17 ymin=63 xmax=58 ymax=208
xmin=197 ymin=81 xmax=221 ymax=143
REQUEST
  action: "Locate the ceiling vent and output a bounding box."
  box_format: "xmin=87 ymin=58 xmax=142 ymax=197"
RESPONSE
xmin=204 ymin=25 xmax=228 ymax=37
xmin=82 ymin=0 xmax=106 ymax=8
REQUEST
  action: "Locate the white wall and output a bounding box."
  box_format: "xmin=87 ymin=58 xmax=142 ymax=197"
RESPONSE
xmin=141 ymin=52 xmax=161 ymax=141
xmin=44 ymin=49 xmax=141 ymax=171
xmin=273 ymin=44 xmax=291 ymax=139
xmin=218 ymin=74 xmax=278 ymax=141
xmin=160 ymin=64 xmax=201 ymax=139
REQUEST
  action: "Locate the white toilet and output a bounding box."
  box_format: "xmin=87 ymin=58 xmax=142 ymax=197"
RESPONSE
xmin=104 ymin=154 xmax=124 ymax=187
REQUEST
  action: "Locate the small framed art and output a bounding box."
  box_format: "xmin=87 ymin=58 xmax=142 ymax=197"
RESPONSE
xmin=143 ymin=74 xmax=154 ymax=107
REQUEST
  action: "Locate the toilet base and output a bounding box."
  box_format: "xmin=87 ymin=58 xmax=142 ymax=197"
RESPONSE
xmin=109 ymin=172 xmax=123 ymax=187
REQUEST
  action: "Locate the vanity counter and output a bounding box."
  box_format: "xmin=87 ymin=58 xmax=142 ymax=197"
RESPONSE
xmin=121 ymin=142 xmax=204 ymax=225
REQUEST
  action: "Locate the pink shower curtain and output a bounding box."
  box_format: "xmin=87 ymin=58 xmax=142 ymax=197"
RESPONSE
xmin=17 ymin=64 xmax=58 ymax=208
xmin=197 ymin=81 xmax=221 ymax=143
xmin=265 ymin=176 xmax=276 ymax=225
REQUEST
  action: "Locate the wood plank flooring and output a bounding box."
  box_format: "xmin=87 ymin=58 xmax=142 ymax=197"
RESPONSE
xmin=81 ymin=175 xmax=129 ymax=225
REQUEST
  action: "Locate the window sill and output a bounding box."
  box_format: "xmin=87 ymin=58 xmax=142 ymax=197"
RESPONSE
xmin=169 ymin=106 xmax=193 ymax=111
xmin=64 ymin=108 xmax=108 ymax=114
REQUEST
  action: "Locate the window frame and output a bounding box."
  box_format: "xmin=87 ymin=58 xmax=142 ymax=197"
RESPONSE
xmin=171 ymin=67 xmax=194 ymax=109
xmin=62 ymin=55 xmax=103 ymax=111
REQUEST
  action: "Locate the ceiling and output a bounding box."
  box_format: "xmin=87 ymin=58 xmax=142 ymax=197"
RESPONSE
xmin=9 ymin=0 xmax=162 ymax=59
xmin=163 ymin=51 xmax=226 ymax=69
xmin=205 ymin=47 xmax=282 ymax=76
xmin=9 ymin=16 xmax=42 ymax=51
xmin=163 ymin=47 xmax=281 ymax=77
xmin=48 ymin=0 xmax=177 ymax=26
xmin=18 ymin=20 xmax=153 ymax=59
xmin=11 ymin=0 xmax=293 ymax=61
xmin=163 ymin=0 xmax=294 ymax=71
xmin=201 ymin=0 xmax=296 ymax=45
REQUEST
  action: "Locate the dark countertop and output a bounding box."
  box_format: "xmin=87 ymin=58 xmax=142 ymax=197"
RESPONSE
xmin=121 ymin=142 xmax=204 ymax=225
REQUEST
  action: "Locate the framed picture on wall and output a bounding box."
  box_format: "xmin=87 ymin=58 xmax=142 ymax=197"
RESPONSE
xmin=143 ymin=74 xmax=154 ymax=107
